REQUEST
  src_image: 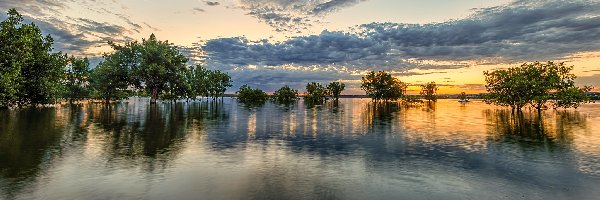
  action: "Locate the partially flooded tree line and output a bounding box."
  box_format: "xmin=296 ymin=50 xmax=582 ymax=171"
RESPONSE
xmin=0 ymin=9 xmax=594 ymax=110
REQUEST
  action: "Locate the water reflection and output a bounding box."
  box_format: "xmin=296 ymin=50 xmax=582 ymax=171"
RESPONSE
xmin=0 ymin=99 xmax=598 ymax=199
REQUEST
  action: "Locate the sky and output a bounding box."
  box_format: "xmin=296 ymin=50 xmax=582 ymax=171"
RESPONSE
xmin=1 ymin=0 xmax=599 ymax=94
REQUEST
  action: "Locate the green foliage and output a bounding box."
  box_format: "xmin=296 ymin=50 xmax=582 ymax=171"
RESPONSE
xmin=0 ymin=9 xmax=67 ymax=108
xmin=360 ymin=71 xmax=407 ymax=102
xmin=90 ymin=51 xmax=132 ymax=103
xmin=160 ymin=68 xmax=192 ymax=101
xmin=459 ymin=92 xmax=468 ymax=100
xmin=272 ymin=85 xmax=298 ymax=104
xmin=305 ymin=82 xmax=328 ymax=104
xmin=484 ymin=61 xmax=591 ymax=111
xmin=402 ymin=95 xmax=423 ymax=104
xmin=63 ymin=56 xmax=91 ymax=102
xmin=108 ymin=34 xmax=189 ymax=103
xmin=420 ymin=82 xmax=438 ymax=102
xmin=554 ymin=86 xmax=592 ymax=109
xmin=236 ymin=85 xmax=269 ymax=105
xmin=206 ymin=70 xmax=232 ymax=99
xmin=326 ymin=82 xmax=345 ymax=101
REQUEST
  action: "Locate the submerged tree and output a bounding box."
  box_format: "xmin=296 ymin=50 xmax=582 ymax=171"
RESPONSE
xmin=484 ymin=61 xmax=591 ymax=112
xmin=326 ymin=82 xmax=345 ymax=101
xmin=305 ymin=82 xmax=328 ymax=104
xmin=106 ymin=34 xmax=188 ymax=104
xmin=91 ymin=53 xmax=132 ymax=104
xmin=273 ymin=85 xmax=298 ymax=104
xmin=206 ymin=70 xmax=232 ymax=100
xmin=0 ymin=9 xmax=66 ymax=108
xmin=63 ymin=56 xmax=91 ymax=103
xmin=186 ymin=65 xmax=210 ymax=99
xmin=459 ymin=92 xmax=468 ymax=101
xmin=236 ymin=85 xmax=269 ymax=105
xmin=554 ymin=86 xmax=592 ymax=109
xmin=420 ymin=82 xmax=438 ymax=102
xmin=361 ymin=71 xmax=407 ymax=102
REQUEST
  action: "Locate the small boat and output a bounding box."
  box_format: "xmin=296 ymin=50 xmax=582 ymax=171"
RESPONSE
xmin=458 ymin=99 xmax=470 ymax=103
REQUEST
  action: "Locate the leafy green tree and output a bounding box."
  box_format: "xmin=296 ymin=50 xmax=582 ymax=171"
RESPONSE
xmin=459 ymin=92 xmax=468 ymax=101
xmin=90 ymin=53 xmax=132 ymax=104
xmin=360 ymin=71 xmax=407 ymax=102
xmin=187 ymin=65 xmax=211 ymax=99
xmin=273 ymin=85 xmax=298 ymax=104
xmin=326 ymin=82 xmax=345 ymax=101
xmin=554 ymin=86 xmax=592 ymax=109
xmin=420 ymin=82 xmax=438 ymax=102
xmin=484 ymin=61 xmax=591 ymax=112
xmin=305 ymin=82 xmax=327 ymax=104
xmin=108 ymin=34 xmax=188 ymax=104
xmin=236 ymin=85 xmax=269 ymax=105
xmin=484 ymin=67 xmax=533 ymax=111
xmin=63 ymin=56 xmax=91 ymax=103
xmin=160 ymin=68 xmax=192 ymax=102
xmin=0 ymin=9 xmax=66 ymax=108
xmin=206 ymin=70 xmax=232 ymax=100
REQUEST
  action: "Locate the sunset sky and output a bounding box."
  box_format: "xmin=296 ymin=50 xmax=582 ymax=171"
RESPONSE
xmin=1 ymin=0 xmax=599 ymax=94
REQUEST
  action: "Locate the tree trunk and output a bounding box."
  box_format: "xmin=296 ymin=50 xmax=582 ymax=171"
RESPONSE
xmin=150 ymin=87 xmax=158 ymax=104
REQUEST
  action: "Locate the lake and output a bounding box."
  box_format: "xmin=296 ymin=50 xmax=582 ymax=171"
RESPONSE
xmin=0 ymin=98 xmax=599 ymax=200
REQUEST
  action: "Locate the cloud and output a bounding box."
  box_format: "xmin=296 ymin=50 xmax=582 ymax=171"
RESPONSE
xmin=204 ymin=1 xmax=220 ymax=6
xmin=576 ymin=74 xmax=600 ymax=87
xmin=200 ymin=0 xmax=600 ymax=91
xmin=235 ymin=0 xmax=367 ymax=32
xmin=0 ymin=0 xmax=153 ymax=55
xmin=193 ymin=7 xmax=206 ymax=13
xmin=358 ymin=0 xmax=600 ymax=61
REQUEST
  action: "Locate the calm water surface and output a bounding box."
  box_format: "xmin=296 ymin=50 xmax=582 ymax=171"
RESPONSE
xmin=0 ymin=98 xmax=599 ymax=200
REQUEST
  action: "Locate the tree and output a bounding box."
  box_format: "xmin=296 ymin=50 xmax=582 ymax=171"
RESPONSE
xmin=236 ymin=85 xmax=269 ymax=105
xmin=360 ymin=71 xmax=407 ymax=102
xmin=420 ymin=82 xmax=438 ymax=102
xmin=206 ymin=70 xmax=232 ymax=100
xmin=326 ymin=82 xmax=345 ymax=101
xmin=0 ymin=9 xmax=66 ymax=108
xmin=63 ymin=56 xmax=91 ymax=103
xmin=305 ymin=82 xmax=327 ymax=104
xmin=484 ymin=61 xmax=591 ymax=112
xmin=108 ymin=34 xmax=188 ymax=104
xmin=185 ymin=65 xmax=212 ymax=100
xmin=459 ymin=92 xmax=468 ymax=101
xmin=90 ymin=52 xmax=132 ymax=104
xmin=273 ymin=85 xmax=298 ymax=104
xmin=160 ymin=68 xmax=192 ymax=102
xmin=554 ymin=86 xmax=592 ymax=109
xmin=484 ymin=66 xmax=534 ymax=111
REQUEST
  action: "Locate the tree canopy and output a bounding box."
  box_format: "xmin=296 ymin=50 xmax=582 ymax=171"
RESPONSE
xmin=361 ymin=71 xmax=407 ymax=102
xmin=420 ymin=82 xmax=438 ymax=102
xmin=236 ymin=85 xmax=269 ymax=106
xmin=484 ymin=61 xmax=591 ymax=112
xmin=0 ymin=9 xmax=66 ymax=108
xmin=304 ymin=82 xmax=328 ymax=104
xmin=273 ymin=85 xmax=298 ymax=104
xmin=63 ymin=56 xmax=91 ymax=102
xmin=326 ymin=82 xmax=345 ymax=101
